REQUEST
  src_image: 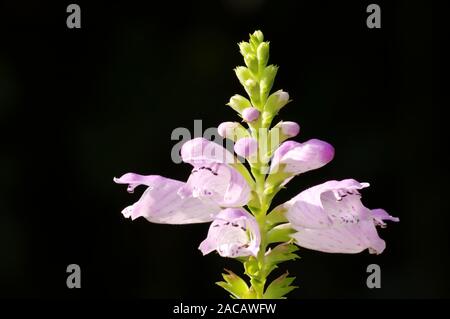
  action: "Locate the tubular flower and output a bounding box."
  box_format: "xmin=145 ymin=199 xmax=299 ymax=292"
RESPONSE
xmin=199 ymin=208 xmax=261 ymax=257
xmin=114 ymin=138 xmax=251 ymax=223
xmin=282 ymin=179 xmax=399 ymax=254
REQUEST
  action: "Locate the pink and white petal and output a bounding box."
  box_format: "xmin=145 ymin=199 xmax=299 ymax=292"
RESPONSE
xmin=199 ymin=208 xmax=260 ymax=258
xmin=285 ymin=179 xmax=371 ymax=228
xmin=286 ymin=179 xmax=395 ymax=254
xmin=116 ymin=175 xmax=221 ymax=224
xmin=292 ymin=220 xmax=386 ymax=254
xmin=270 ymin=139 xmax=334 ymax=176
xmin=320 ymin=191 xmax=372 ymax=224
xmin=181 ymin=137 xmax=235 ymax=166
xmin=178 ymin=163 xmax=250 ymax=207
xmin=285 ymin=200 xmax=331 ymax=229
xmin=113 ymin=173 xmax=169 ymax=193
xmin=371 ymin=208 xmax=400 ymax=226
xmin=358 ymin=220 xmax=387 ymax=254
xmin=269 ymin=141 xmax=299 ymax=173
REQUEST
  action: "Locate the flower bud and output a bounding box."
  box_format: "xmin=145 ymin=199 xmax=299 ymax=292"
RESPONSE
xmin=227 ymin=94 xmax=251 ymax=113
xmin=242 ymin=107 xmax=260 ymax=122
xmin=244 ymin=54 xmax=258 ymax=74
xmin=218 ymin=122 xmax=249 ymax=141
xmin=260 ymin=65 xmax=278 ymax=99
xmin=264 ymin=90 xmax=290 ymax=114
xmin=256 ymin=42 xmax=269 ymax=68
xmin=250 ymin=30 xmax=264 ymax=49
xmin=234 ymin=66 xmax=252 ymax=87
xmin=243 ymin=80 xmax=261 ymax=109
xmin=268 ymin=121 xmax=300 ymax=154
xmin=238 ymin=41 xmax=253 ymax=57
xmin=234 ymin=137 xmax=258 ymax=160
xmin=277 ymin=121 xmax=300 ymax=138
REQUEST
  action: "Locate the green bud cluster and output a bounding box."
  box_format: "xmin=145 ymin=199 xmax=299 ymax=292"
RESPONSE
xmin=229 ymin=31 xmax=291 ymax=133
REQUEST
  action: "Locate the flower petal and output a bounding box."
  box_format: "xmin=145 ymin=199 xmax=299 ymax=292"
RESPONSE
xmin=114 ymin=173 xmax=221 ymax=224
xmin=371 ymin=208 xmax=400 ymax=226
xmin=284 ymin=179 xmax=397 ymax=254
xmin=270 ymin=139 xmax=334 ymax=176
xmin=181 ymin=137 xmax=235 ymax=166
xmin=178 ymin=163 xmax=250 ymax=207
xmin=291 ymin=220 xmax=386 ymax=254
xmin=284 ymin=179 xmax=370 ymax=228
xmin=234 ymin=137 xmax=258 ymax=159
xmin=113 ymin=172 xmax=159 ymax=193
xmin=199 ymin=208 xmax=261 ymax=257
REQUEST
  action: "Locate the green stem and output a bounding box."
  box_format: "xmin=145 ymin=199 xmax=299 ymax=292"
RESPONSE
xmin=247 ymin=124 xmax=272 ymax=298
xmin=239 ymin=33 xmax=276 ymax=298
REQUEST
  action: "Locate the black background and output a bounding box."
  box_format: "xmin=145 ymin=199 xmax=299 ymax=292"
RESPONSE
xmin=0 ymin=0 xmax=443 ymax=299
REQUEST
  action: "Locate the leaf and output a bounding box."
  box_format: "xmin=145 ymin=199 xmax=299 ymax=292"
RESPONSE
xmin=265 ymin=242 xmax=300 ymax=265
xmin=216 ymin=269 xmax=256 ymax=299
xmin=263 ymin=272 xmax=298 ymax=299
xmin=266 ymin=223 xmax=296 ymax=244
xmin=266 ymin=206 xmax=288 ymax=228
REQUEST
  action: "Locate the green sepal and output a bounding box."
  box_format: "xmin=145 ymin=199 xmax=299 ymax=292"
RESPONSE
xmin=261 ymin=110 xmax=275 ymax=128
xmin=257 ymin=42 xmax=270 ymax=69
xmin=234 ymin=66 xmax=260 ymax=107
xmin=263 ymin=271 xmax=298 ymax=299
xmin=249 ymin=30 xmax=264 ymax=49
xmin=263 ymin=89 xmax=290 ymax=115
xmin=227 ymin=94 xmax=252 ymax=114
xmin=234 ymin=66 xmax=253 ymax=87
xmin=216 ymin=269 xmax=256 ymax=299
xmin=244 ymin=53 xmax=259 ymax=74
xmin=238 ymin=41 xmax=254 ymax=57
xmin=259 ymin=65 xmax=278 ymax=103
xmin=245 ymin=79 xmax=261 ymax=108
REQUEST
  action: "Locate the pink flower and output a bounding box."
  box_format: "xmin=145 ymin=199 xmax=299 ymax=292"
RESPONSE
xmin=282 ymin=179 xmax=399 ymax=254
xmin=199 ymin=208 xmax=261 ymax=257
xmin=267 ymin=139 xmax=335 ymax=186
xmin=114 ymin=138 xmax=259 ymax=257
xmin=270 ymin=140 xmax=335 ymax=176
xmin=114 ymin=138 xmax=250 ymax=224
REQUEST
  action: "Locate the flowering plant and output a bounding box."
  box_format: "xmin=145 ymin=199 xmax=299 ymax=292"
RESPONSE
xmin=114 ymin=31 xmax=398 ymax=299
